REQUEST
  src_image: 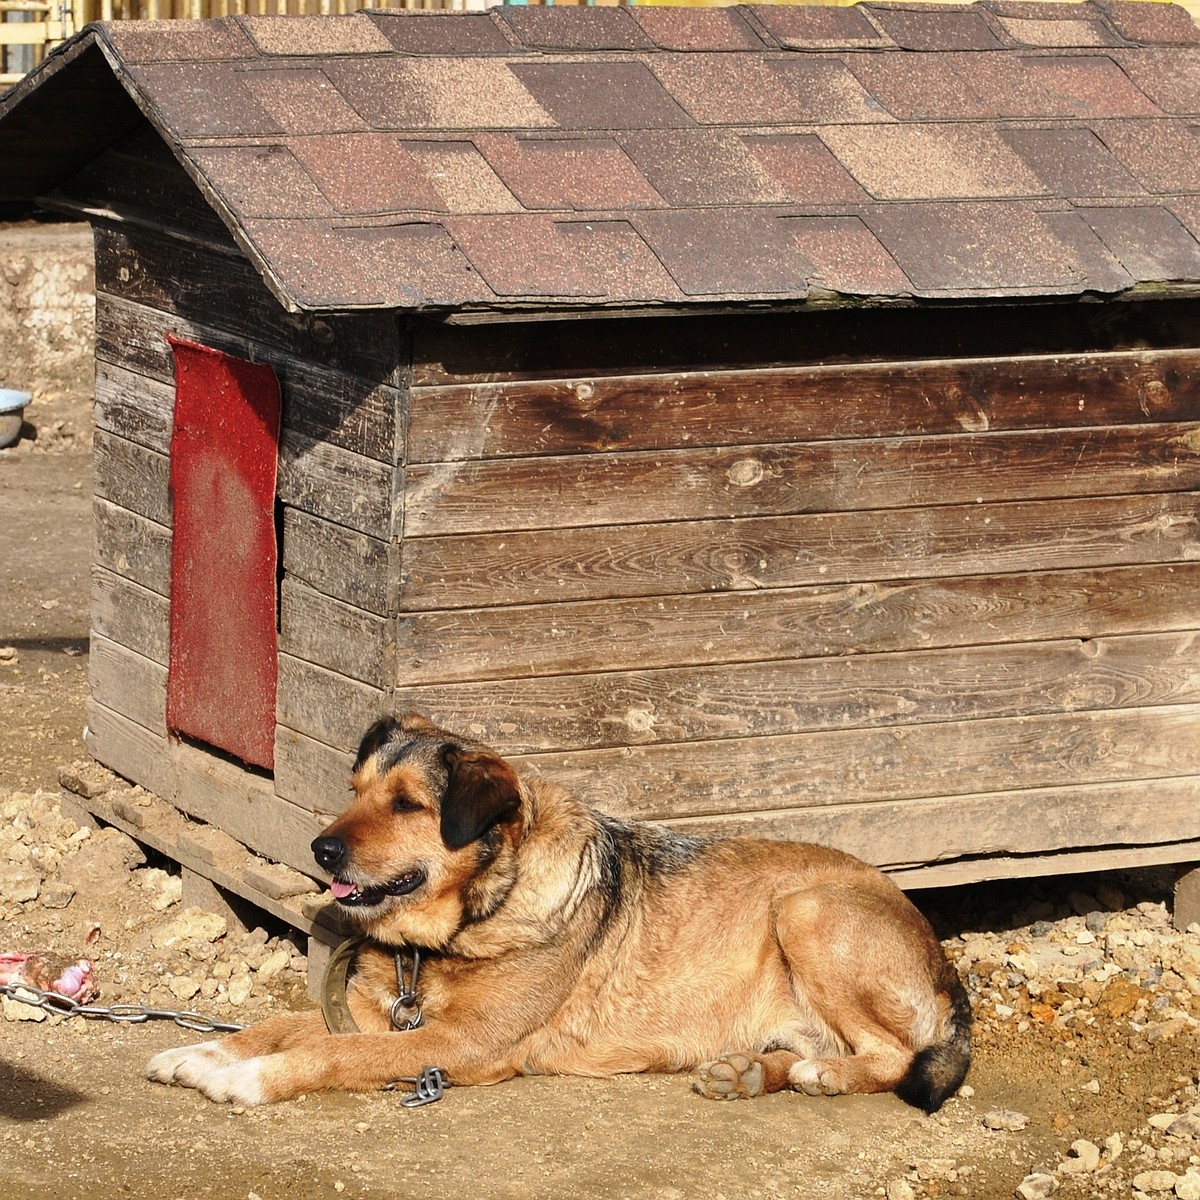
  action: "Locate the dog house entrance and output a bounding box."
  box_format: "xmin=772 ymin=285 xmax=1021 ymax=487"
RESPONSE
xmin=165 ymin=336 xmax=281 ymax=771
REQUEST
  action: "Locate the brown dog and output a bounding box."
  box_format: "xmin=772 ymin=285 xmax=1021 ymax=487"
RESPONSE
xmin=147 ymin=713 xmax=971 ymax=1109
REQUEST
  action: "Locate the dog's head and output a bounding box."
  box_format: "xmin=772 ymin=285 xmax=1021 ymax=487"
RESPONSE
xmin=311 ymin=713 xmax=523 ymax=947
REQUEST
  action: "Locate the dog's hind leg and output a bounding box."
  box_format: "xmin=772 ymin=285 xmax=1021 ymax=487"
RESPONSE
xmin=771 ymin=878 xmax=961 ymax=1105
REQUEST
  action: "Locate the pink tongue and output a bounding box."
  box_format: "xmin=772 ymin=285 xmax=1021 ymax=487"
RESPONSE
xmin=330 ymin=880 xmax=357 ymax=899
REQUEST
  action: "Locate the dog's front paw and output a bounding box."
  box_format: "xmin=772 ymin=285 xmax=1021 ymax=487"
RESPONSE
xmin=692 ymin=1053 xmax=765 ymax=1100
xmin=146 ymin=1040 xmax=234 ymax=1087
xmin=788 ymin=1058 xmax=843 ymax=1097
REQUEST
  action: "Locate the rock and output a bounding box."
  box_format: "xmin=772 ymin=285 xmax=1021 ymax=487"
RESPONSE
xmin=38 ymin=880 xmax=75 ymax=909
xmin=58 ymin=827 xmax=145 ymax=893
xmin=1133 ymin=1171 xmax=1180 ymax=1194
xmin=151 ymin=908 xmax=228 ymax=950
xmin=1150 ymin=1114 xmax=1180 ymax=1131
xmin=255 ymin=947 xmax=291 ymax=982
xmin=886 ymin=1181 xmax=916 ymax=1200
xmin=983 ymin=1109 xmax=1029 ymax=1131
xmin=226 ymin=974 xmax=253 ymax=1006
xmin=1095 ymin=883 xmax=1127 ymax=911
xmin=1098 ymin=977 xmax=1149 ymax=1018
xmin=1105 ymin=1133 xmax=1124 ymax=1162
xmin=1 ymin=995 xmax=47 ymax=1022
xmin=1068 ymin=890 xmax=1100 ymax=917
xmin=1081 ymin=1079 xmax=1101 ymax=1094
xmin=1059 ymin=1140 xmax=1101 ymax=1174
xmin=1016 ymin=1172 xmax=1058 ymax=1199
xmin=1176 ymin=1169 xmax=1200 ymax=1200
xmin=167 ymin=976 xmax=201 ymax=1002
xmin=1166 ymin=1114 xmax=1200 ymax=1141
xmin=0 ymin=865 xmax=40 ymax=904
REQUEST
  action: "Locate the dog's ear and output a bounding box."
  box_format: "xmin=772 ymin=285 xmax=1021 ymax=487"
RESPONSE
xmin=353 ymin=716 xmax=404 ymax=774
xmin=440 ymin=746 xmax=521 ymax=851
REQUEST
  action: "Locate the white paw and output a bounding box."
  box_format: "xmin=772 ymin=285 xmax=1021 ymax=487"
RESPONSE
xmin=192 ymin=1059 xmax=268 ymax=1106
xmin=788 ymin=1059 xmax=842 ymax=1097
xmin=146 ymin=1040 xmax=233 ymax=1086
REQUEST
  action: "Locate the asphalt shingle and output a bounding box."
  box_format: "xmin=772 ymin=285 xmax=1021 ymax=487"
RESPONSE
xmin=6 ymin=1 xmax=1200 ymax=312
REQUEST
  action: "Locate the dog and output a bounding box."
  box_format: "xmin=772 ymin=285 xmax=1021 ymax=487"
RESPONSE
xmin=147 ymin=712 xmax=971 ymax=1109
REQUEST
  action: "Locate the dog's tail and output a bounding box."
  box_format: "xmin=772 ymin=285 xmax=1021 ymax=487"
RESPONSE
xmin=895 ymin=969 xmax=972 ymax=1114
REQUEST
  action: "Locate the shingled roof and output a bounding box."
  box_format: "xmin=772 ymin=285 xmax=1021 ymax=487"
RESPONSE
xmin=3 ymin=2 xmax=1200 ymax=314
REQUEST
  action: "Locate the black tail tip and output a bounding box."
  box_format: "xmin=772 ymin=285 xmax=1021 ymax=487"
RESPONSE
xmin=895 ymin=1040 xmax=972 ymax=1114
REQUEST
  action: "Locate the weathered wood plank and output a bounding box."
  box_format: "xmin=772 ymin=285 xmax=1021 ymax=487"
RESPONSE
xmin=405 ymin=424 xmax=1200 ymax=537
xmin=394 ymin=630 xmax=1200 ymax=754
xmin=91 ymin=566 xmax=170 ymax=667
xmin=280 ymin=579 xmax=389 ymax=689
xmin=274 ymin=725 xmax=356 ymax=817
xmin=94 ymin=358 xmax=173 ymax=455
xmin=281 ymin=507 xmax=392 ymax=617
xmin=408 ymin=348 xmax=1200 ymax=463
xmin=666 ymin=777 xmax=1200 ymax=872
xmin=93 ymin=497 xmax=171 ymax=597
xmin=94 ymin=223 xmax=400 ymax=380
xmin=84 ymin=697 xmax=174 ymax=800
xmin=170 ymin=738 xmax=328 ymax=877
xmin=93 ymin=430 xmax=171 ymax=528
xmin=278 ymin=430 xmax=395 ymax=540
xmin=276 ymin=653 xmax=388 ymax=754
xmin=892 ymin=839 xmax=1200 ymax=891
xmin=96 ymin=292 xmax=402 ymax=464
xmin=400 ymin=491 xmax=1200 ymax=610
xmin=397 ymin=561 xmax=1200 ymax=684
xmin=88 ymin=635 xmax=167 ymax=736
xmin=513 ymin=704 xmax=1200 ymax=820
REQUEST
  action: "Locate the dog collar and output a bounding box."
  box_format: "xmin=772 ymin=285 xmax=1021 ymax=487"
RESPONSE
xmin=318 ymin=936 xmax=424 ymax=1034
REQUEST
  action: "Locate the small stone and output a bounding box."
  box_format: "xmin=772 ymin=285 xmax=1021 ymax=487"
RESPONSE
xmin=168 ymin=976 xmax=201 ymax=1002
xmin=255 ymin=948 xmax=291 ymax=982
xmin=1068 ymin=891 xmax=1100 ymax=917
xmin=1095 ymin=883 xmax=1127 ymax=911
xmin=1016 ymin=1172 xmax=1058 ymax=1200
xmin=1176 ymin=1168 xmax=1200 ymax=1200
xmin=983 ymin=1109 xmax=1029 ymax=1131
xmin=1106 ymin=1134 xmax=1124 ymax=1162
xmin=1133 ymin=1171 xmax=1180 ymax=1194
xmin=1081 ymin=1079 xmax=1101 ymax=1094
xmin=0 ymin=646 xmax=16 ymax=661
xmin=152 ymin=908 xmax=228 ymax=950
xmin=226 ymin=975 xmax=253 ymax=1006
xmin=1151 ymin=1114 xmax=1180 ymax=1131
xmin=1166 ymin=1115 xmax=1200 ymax=1141
xmin=886 ymin=1181 xmax=916 ymax=1200
xmin=1059 ymin=1140 xmax=1102 ymax=1174
xmin=2 ymin=996 xmax=47 ymax=1022
xmin=0 ymin=866 xmax=40 ymax=904
xmin=38 ymin=880 xmax=75 ymax=910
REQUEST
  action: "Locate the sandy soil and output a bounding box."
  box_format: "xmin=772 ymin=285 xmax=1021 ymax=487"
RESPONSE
xmin=2 ymin=230 xmax=1199 ymax=1200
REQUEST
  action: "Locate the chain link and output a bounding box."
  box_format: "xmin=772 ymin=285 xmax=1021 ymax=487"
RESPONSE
xmin=0 ymin=981 xmax=245 ymax=1033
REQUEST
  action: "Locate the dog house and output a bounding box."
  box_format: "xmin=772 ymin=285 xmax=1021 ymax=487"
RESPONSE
xmin=2 ymin=1 xmax=1200 ymax=940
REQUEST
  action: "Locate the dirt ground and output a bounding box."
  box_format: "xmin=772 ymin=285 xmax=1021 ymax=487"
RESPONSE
xmin=2 ymin=226 xmax=1200 ymax=1200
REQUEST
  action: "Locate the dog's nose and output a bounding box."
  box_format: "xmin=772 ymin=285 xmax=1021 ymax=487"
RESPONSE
xmin=312 ymin=835 xmax=348 ymax=873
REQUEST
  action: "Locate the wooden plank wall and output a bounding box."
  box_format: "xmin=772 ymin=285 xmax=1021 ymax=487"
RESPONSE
xmin=78 ymin=133 xmax=407 ymax=854
xmin=392 ymin=341 xmax=1200 ymax=877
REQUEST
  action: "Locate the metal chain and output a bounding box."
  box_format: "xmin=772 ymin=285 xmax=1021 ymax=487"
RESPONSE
xmin=390 ymin=1065 xmax=449 ymax=1108
xmin=0 ymin=981 xmax=245 ymax=1033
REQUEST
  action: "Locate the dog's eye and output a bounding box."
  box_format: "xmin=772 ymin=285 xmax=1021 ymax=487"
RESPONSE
xmin=392 ymin=796 xmax=422 ymax=815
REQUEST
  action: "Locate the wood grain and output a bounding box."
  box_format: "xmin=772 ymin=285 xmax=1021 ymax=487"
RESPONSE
xmin=400 ymin=491 xmax=1200 ymax=610
xmin=91 ymin=566 xmax=170 ymax=666
xmin=512 ymin=704 xmax=1200 ymax=820
xmin=396 ymin=560 xmax=1200 ymax=684
xmin=93 ymin=497 xmax=172 ymax=596
xmin=88 ymin=635 xmax=167 ymax=736
xmin=93 ymin=430 xmax=171 ymax=527
xmin=281 ymin=507 xmax=392 ymax=617
xmin=408 ymin=349 xmax=1200 ymax=463
xmin=280 ymin=579 xmax=390 ymax=688
xmin=392 ymin=630 xmax=1200 ymax=754
xmin=276 ymin=653 xmax=388 ymax=754
xmin=404 ymin=423 xmax=1200 ymax=537
xmin=667 ymin=776 xmax=1200 ymax=872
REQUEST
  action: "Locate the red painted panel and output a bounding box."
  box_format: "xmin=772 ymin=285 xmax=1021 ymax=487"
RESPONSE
xmin=166 ymin=336 xmax=281 ymax=770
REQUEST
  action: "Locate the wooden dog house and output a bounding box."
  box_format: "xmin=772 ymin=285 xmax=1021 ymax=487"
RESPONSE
xmin=2 ymin=2 xmax=1200 ymax=939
